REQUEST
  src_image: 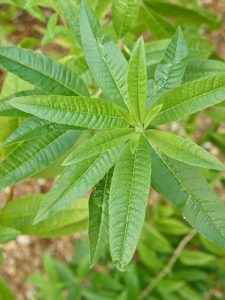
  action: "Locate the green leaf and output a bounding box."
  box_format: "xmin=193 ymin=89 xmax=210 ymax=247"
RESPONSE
xmin=109 ymin=137 xmax=151 ymax=271
xmin=80 ymin=0 xmax=128 ymax=108
xmin=0 ymin=195 xmax=88 ymax=237
xmin=112 ymin=0 xmax=141 ymax=37
xmin=1 ymin=117 xmax=51 ymax=147
xmin=142 ymin=4 xmax=175 ymax=39
xmin=146 ymin=130 xmax=224 ymax=170
xmin=63 ymin=128 xmax=134 ymax=165
xmin=180 ymin=250 xmax=215 ymax=266
xmin=9 ymin=95 xmax=129 ymax=129
xmin=155 ymin=218 xmax=190 ymax=235
xmin=0 ymin=131 xmax=80 ymax=190
xmin=145 ymin=0 xmax=220 ymax=29
xmin=128 ymin=37 xmax=147 ymax=125
xmin=55 ymin=0 xmax=81 ymax=45
xmin=147 ymin=27 xmax=188 ymax=105
xmin=89 ymin=169 xmax=113 ymax=266
xmin=0 ymin=277 xmax=16 ymax=300
xmin=151 ymin=147 xmax=225 ymax=250
xmin=183 ymin=59 xmax=225 ymax=82
xmin=34 ymin=146 xmax=123 ymax=224
xmin=0 ymin=46 xmax=88 ymax=96
xmin=151 ymin=73 xmax=225 ymax=125
xmin=144 ymin=104 xmax=162 ymax=128
xmin=0 ymin=227 xmax=20 ymax=244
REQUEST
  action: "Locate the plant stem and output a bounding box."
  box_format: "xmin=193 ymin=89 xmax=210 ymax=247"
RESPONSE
xmin=140 ymin=229 xmax=197 ymax=299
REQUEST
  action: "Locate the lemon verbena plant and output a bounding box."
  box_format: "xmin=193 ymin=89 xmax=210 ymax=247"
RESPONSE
xmin=0 ymin=0 xmax=225 ymax=271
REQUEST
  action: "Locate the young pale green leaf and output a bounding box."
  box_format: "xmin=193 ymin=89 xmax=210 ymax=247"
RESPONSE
xmin=109 ymin=137 xmax=151 ymax=271
xmin=0 ymin=131 xmax=80 ymax=190
xmin=33 ymin=146 xmax=123 ymax=224
xmin=89 ymin=169 xmax=113 ymax=267
xmin=128 ymin=37 xmax=147 ymax=125
xmin=1 ymin=117 xmax=51 ymax=147
xmin=0 ymin=195 xmax=88 ymax=237
xmin=0 ymin=47 xmax=88 ymax=96
xmin=63 ymin=128 xmax=134 ymax=165
xmin=144 ymin=104 xmax=163 ymax=128
xmin=112 ymin=0 xmax=141 ymax=37
xmin=151 ymin=147 xmax=225 ymax=250
xmin=9 ymin=95 xmax=129 ymax=129
xmin=151 ymin=73 xmax=225 ymax=125
xmin=183 ymin=59 xmax=225 ymax=82
xmin=146 ymin=130 xmax=224 ymax=170
xmin=80 ymin=0 xmax=128 ymax=108
xmin=147 ymin=27 xmax=188 ymax=105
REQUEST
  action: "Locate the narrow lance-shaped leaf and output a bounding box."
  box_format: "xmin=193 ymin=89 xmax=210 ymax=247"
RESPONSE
xmin=9 ymin=95 xmax=129 ymax=129
xmin=33 ymin=146 xmax=123 ymax=224
xmin=64 ymin=128 xmax=134 ymax=165
xmin=0 ymin=194 xmax=88 ymax=238
xmin=89 ymin=169 xmax=113 ymax=266
xmin=128 ymin=37 xmax=147 ymax=125
xmin=146 ymin=130 xmax=224 ymax=170
xmin=1 ymin=117 xmax=51 ymax=147
xmin=147 ymin=27 xmax=188 ymax=105
xmin=0 ymin=46 xmax=89 ymax=96
xmin=0 ymin=130 xmax=80 ymax=190
xmin=112 ymin=0 xmax=141 ymax=37
xmin=151 ymin=147 xmax=225 ymax=250
xmin=151 ymin=73 xmax=225 ymax=125
xmin=80 ymin=0 xmax=128 ymax=108
xmin=109 ymin=136 xmax=151 ymax=271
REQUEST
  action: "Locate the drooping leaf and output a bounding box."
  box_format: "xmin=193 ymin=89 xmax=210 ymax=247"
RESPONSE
xmin=0 ymin=195 xmax=88 ymax=237
xmin=1 ymin=117 xmax=51 ymax=147
xmin=34 ymin=146 xmax=123 ymax=224
xmin=128 ymin=37 xmax=147 ymax=125
xmin=151 ymin=73 xmax=225 ymax=125
xmin=89 ymin=169 xmax=113 ymax=266
xmin=0 ymin=130 xmax=80 ymax=190
xmin=151 ymin=147 xmax=225 ymax=250
xmin=112 ymin=0 xmax=141 ymax=37
xmin=0 ymin=46 xmax=89 ymax=96
xmin=109 ymin=137 xmax=151 ymax=271
xmin=63 ymin=128 xmax=134 ymax=165
xmin=80 ymin=0 xmax=128 ymax=108
xmin=147 ymin=27 xmax=188 ymax=105
xmin=146 ymin=130 xmax=224 ymax=170
xmin=9 ymin=95 xmax=129 ymax=129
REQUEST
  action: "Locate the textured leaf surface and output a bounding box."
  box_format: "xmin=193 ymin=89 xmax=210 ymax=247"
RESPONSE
xmin=80 ymin=0 xmax=128 ymax=107
xmin=147 ymin=27 xmax=188 ymax=105
xmin=146 ymin=130 xmax=224 ymax=170
xmin=151 ymin=74 xmax=225 ymax=125
xmin=34 ymin=146 xmax=123 ymax=224
xmin=0 ymin=46 xmax=88 ymax=96
xmin=128 ymin=37 xmax=147 ymax=124
xmin=151 ymin=147 xmax=225 ymax=250
xmin=1 ymin=117 xmax=51 ymax=147
xmin=89 ymin=170 xmax=112 ymax=266
xmin=109 ymin=137 xmax=151 ymax=270
xmin=0 ymin=195 xmax=88 ymax=237
xmin=9 ymin=95 xmax=129 ymax=129
xmin=0 ymin=131 xmax=80 ymax=190
xmin=183 ymin=59 xmax=225 ymax=82
xmin=64 ymin=128 xmax=134 ymax=165
xmin=112 ymin=0 xmax=141 ymax=37
xmin=0 ymin=227 xmax=20 ymax=244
